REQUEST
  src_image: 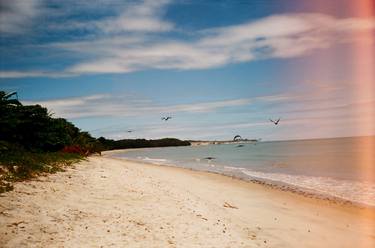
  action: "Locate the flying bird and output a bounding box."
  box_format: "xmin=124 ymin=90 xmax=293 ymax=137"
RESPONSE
xmin=233 ymin=135 xmax=242 ymax=141
xmin=127 ymin=130 xmax=133 ymax=133
xmin=270 ymin=118 xmax=281 ymax=125
xmin=161 ymin=116 xmax=172 ymax=121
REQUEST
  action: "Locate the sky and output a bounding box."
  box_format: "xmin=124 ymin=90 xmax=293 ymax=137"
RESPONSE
xmin=1 ymin=0 xmax=374 ymax=141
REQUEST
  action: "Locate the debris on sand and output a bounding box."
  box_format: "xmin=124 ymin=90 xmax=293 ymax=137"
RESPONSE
xmin=223 ymin=202 xmax=238 ymax=209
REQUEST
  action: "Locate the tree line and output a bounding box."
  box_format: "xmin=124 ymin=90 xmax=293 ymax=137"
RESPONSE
xmin=0 ymin=91 xmax=190 ymax=155
xmin=0 ymin=91 xmax=101 ymax=154
xmin=98 ymin=137 xmax=190 ymax=150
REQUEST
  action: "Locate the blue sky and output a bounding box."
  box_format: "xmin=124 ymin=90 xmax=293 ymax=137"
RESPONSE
xmin=1 ymin=0 xmax=374 ymax=141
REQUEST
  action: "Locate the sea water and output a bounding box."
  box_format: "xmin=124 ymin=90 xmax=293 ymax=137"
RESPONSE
xmin=111 ymin=136 xmax=375 ymax=207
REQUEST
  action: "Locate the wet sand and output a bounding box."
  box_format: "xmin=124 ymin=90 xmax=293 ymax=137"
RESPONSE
xmin=0 ymin=156 xmax=374 ymax=247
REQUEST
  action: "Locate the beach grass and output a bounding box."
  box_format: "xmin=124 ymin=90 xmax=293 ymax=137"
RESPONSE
xmin=0 ymin=150 xmax=83 ymax=193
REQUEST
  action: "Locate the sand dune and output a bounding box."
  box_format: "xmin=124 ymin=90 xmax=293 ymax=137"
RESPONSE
xmin=0 ymin=156 xmax=374 ymax=247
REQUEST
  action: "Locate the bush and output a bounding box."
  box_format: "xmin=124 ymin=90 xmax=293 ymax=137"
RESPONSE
xmin=97 ymin=137 xmax=191 ymax=150
xmin=0 ymin=150 xmax=83 ymax=192
xmin=0 ymin=91 xmax=102 ymax=153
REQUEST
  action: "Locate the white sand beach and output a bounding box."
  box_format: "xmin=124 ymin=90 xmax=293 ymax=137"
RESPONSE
xmin=1 ymin=156 xmax=374 ymax=248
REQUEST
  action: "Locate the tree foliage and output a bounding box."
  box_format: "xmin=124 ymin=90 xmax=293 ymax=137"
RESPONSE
xmin=0 ymin=91 xmax=100 ymax=153
xmin=0 ymin=90 xmax=190 ymax=154
xmin=97 ymin=137 xmax=190 ymax=150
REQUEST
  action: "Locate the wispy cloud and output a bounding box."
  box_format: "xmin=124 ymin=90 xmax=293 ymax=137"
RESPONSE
xmin=41 ymin=0 xmax=173 ymax=34
xmin=55 ymin=13 xmax=375 ymax=74
xmin=1 ymin=10 xmax=374 ymax=78
xmin=23 ymin=94 xmax=252 ymax=119
xmin=25 ymin=87 xmax=369 ymax=121
xmin=0 ymin=0 xmax=42 ymax=34
xmin=60 ymin=13 xmax=374 ymax=75
xmin=24 ymin=89 xmax=374 ymax=140
xmin=95 ymin=0 xmax=173 ymax=33
xmin=0 ymin=70 xmax=77 ymax=79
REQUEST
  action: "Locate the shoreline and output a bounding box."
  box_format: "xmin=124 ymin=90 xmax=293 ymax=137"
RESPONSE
xmin=1 ymin=156 xmax=374 ymax=247
xmin=105 ymin=150 xmax=375 ymax=210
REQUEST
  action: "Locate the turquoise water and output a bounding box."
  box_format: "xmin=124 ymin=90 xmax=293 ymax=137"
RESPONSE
xmin=111 ymin=136 xmax=375 ymax=207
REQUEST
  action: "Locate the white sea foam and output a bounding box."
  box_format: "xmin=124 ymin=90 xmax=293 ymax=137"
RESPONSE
xmin=143 ymin=157 xmax=167 ymax=162
xmin=224 ymin=166 xmax=246 ymax=171
xmin=140 ymin=157 xmax=169 ymax=165
xmin=125 ymin=154 xmax=375 ymax=206
xmin=240 ymin=169 xmax=375 ymax=207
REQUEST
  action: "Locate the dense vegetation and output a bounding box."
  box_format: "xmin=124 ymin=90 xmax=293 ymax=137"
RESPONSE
xmin=0 ymin=91 xmax=190 ymax=192
xmin=97 ymin=137 xmax=190 ymax=150
xmin=0 ymin=92 xmax=102 ymax=154
xmin=0 ymin=91 xmax=98 ymax=192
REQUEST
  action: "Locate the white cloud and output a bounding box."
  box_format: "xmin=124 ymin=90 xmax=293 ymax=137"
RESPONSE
xmin=64 ymin=13 xmax=375 ymax=75
xmin=44 ymin=0 xmax=173 ymax=34
xmin=23 ymin=89 xmax=374 ymax=140
xmin=22 ymin=94 xmax=252 ymax=119
xmin=24 ymin=88 xmax=351 ymax=119
xmin=23 ymin=94 xmax=109 ymax=108
xmin=0 ymin=0 xmax=42 ymax=34
xmin=95 ymin=0 xmax=173 ymax=33
xmin=0 ymin=70 xmax=77 ymax=78
xmin=0 ymin=71 xmax=46 ymax=78
xmin=1 ymin=10 xmax=374 ymax=78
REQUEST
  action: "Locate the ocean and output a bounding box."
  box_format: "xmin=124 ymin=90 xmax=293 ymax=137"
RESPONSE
xmin=111 ymin=136 xmax=375 ymax=207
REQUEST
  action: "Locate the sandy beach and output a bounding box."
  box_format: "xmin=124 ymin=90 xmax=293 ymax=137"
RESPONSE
xmin=1 ymin=156 xmax=374 ymax=248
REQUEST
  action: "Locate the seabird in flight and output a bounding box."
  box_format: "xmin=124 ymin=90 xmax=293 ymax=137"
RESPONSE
xmin=270 ymin=118 xmax=281 ymax=125
xmin=161 ymin=116 xmax=172 ymax=121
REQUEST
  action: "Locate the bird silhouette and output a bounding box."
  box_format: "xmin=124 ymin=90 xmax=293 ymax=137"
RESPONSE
xmin=270 ymin=118 xmax=280 ymax=125
xmin=127 ymin=130 xmax=133 ymax=133
xmin=161 ymin=116 xmax=172 ymax=121
xmin=204 ymin=157 xmax=215 ymax=160
xmin=233 ymin=135 xmax=242 ymax=141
